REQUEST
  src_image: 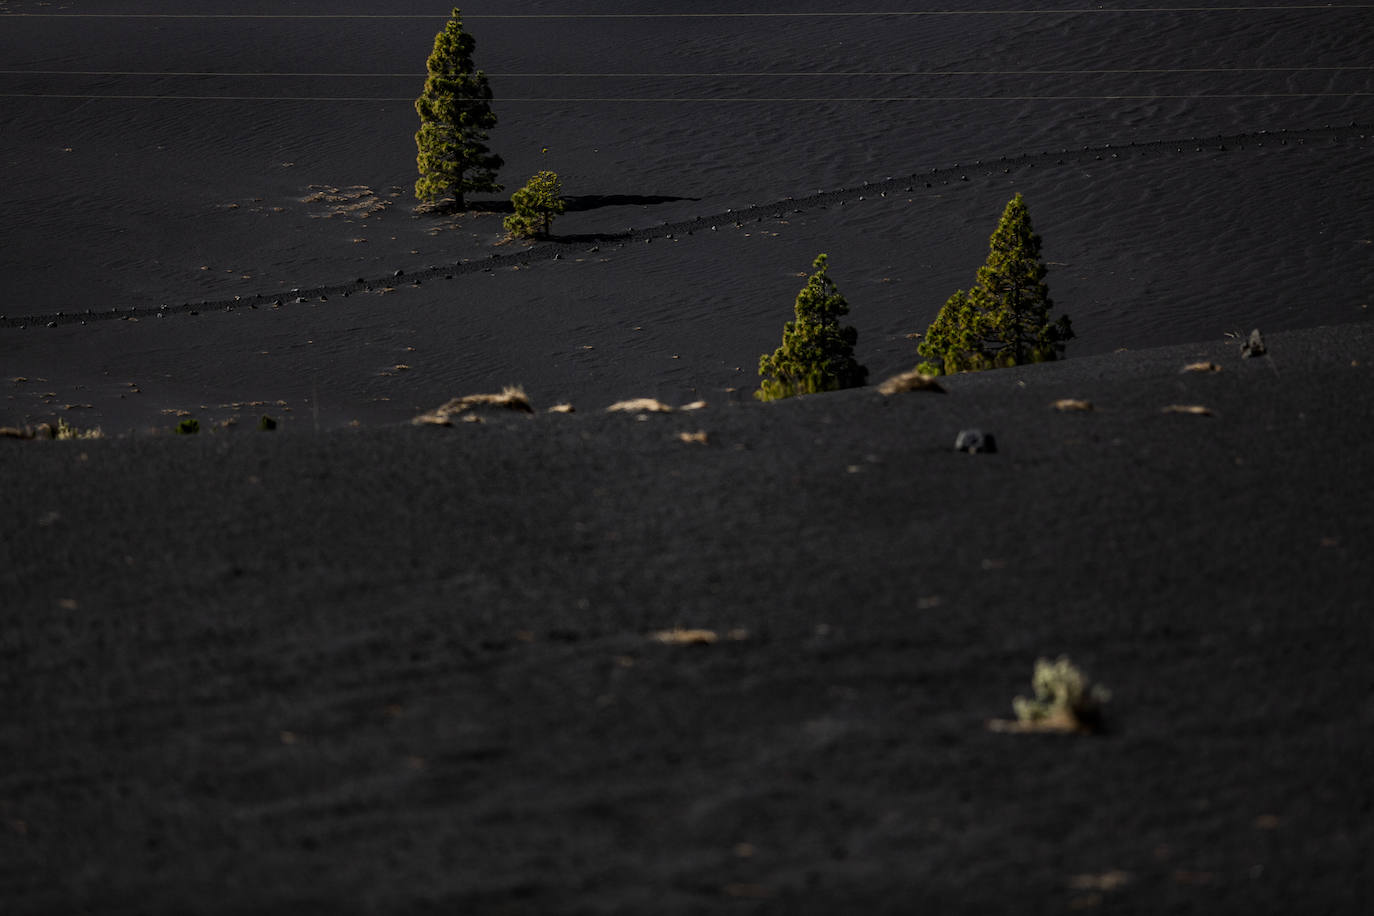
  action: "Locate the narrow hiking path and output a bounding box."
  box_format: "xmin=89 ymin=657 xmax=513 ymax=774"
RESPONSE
xmin=2 ymin=120 xmax=1367 ymax=330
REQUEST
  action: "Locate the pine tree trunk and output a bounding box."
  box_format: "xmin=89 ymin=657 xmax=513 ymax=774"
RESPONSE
xmin=1011 ymin=285 xmax=1024 ymax=365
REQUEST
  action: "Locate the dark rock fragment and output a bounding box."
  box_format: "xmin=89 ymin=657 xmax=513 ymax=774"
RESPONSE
xmin=955 ymin=429 xmax=997 ymax=454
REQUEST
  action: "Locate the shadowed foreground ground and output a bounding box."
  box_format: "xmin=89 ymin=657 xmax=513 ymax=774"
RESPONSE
xmin=3 ymin=323 xmax=1372 ymax=914
xmin=4 ymin=2 xmax=1372 ymax=909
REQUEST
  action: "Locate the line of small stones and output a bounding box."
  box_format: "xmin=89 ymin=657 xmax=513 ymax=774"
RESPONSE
xmin=3 ymin=120 xmax=1366 ymax=330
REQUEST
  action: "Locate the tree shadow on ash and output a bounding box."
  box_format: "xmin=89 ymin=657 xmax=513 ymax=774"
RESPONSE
xmin=466 ymin=194 xmax=697 ymax=215
xmin=464 ymin=199 xmax=514 ymax=214
xmin=466 ymin=194 xmax=700 ymax=245
xmin=561 ymin=194 xmax=699 ymax=212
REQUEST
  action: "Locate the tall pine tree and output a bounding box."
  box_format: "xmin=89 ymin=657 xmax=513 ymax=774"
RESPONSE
xmin=917 ymin=194 xmax=1073 ymax=374
xmin=757 ymin=254 xmax=868 ymax=401
xmin=414 ymin=8 xmax=503 ymax=211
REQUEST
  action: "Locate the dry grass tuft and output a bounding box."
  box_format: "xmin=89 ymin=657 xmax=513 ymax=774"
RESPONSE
xmin=1181 ymin=361 xmax=1222 ymax=373
xmin=303 ymin=184 xmax=389 ymax=219
xmin=412 ymin=386 xmax=533 ymax=426
xmin=1068 ymin=871 xmax=1133 ymax=893
xmin=606 ymin=398 xmax=674 ymax=413
xmin=649 ymin=628 xmax=749 ymax=646
xmin=650 ymin=628 xmax=719 ymax=645
xmin=1161 ymin=404 xmax=1213 ymax=416
xmin=2 ymin=419 xmax=103 ymax=440
xmin=546 ymin=403 xmax=576 ymax=414
xmin=877 ymin=369 xmax=946 ymax=395
xmin=1051 ymin=398 xmax=1094 ymax=412
xmin=988 ymin=656 xmax=1110 ymax=735
xmin=677 ymin=430 xmax=710 ymax=445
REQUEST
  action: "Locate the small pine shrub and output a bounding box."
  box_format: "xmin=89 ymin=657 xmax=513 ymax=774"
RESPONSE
xmin=175 ymin=417 xmax=200 ymax=435
xmin=756 ymin=253 xmax=868 ymax=401
xmin=503 ymin=170 xmax=566 ymax=239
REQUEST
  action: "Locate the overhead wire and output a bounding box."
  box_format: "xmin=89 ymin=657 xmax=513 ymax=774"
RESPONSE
xmin=5 ymin=69 xmax=1368 ymax=103
xmin=2 ymin=66 xmax=1371 ymax=77
xmin=3 ymin=92 xmax=1368 ymax=102
xmin=4 ymin=5 xmax=1374 ymax=16
xmin=5 ymin=8 xmax=1365 ymax=100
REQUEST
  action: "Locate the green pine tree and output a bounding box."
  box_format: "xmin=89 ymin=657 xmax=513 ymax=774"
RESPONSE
xmin=757 ymin=253 xmax=868 ymax=401
xmin=503 ymin=170 xmax=566 ymax=239
xmin=917 ymin=194 xmax=1073 ymax=374
xmin=414 ymin=8 xmax=503 ymax=211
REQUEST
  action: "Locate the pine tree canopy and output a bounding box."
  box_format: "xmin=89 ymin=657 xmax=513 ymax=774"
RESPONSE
xmin=757 ymin=254 xmax=869 ymax=401
xmin=917 ymin=194 xmax=1074 ymax=375
xmin=504 ymin=170 xmax=566 ymax=239
xmin=414 ymin=8 xmax=503 ymax=210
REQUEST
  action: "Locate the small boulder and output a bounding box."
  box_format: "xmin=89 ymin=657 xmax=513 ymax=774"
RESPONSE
xmin=1241 ymin=328 xmax=1267 ymax=358
xmin=955 ymin=429 xmax=997 ymax=453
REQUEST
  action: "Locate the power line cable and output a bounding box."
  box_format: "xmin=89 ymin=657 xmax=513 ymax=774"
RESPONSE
xmin=5 ymin=5 xmax=1374 ymax=16
xmin=3 ymin=92 xmax=1369 ymax=102
xmin=3 ymin=67 xmax=1371 ymax=77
